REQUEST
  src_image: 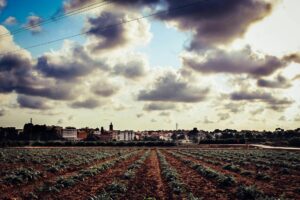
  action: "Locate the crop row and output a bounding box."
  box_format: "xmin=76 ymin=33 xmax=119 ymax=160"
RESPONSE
xmin=180 ymin=149 xmax=300 ymax=171
xmin=34 ymin=150 xmax=140 ymax=197
xmin=89 ymin=150 xmax=151 ymax=199
xmin=157 ymin=150 xmax=200 ymax=199
xmin=169 ymin=151 xmax=236 ymax=188
xmin=177 ymin=151 xmax=271 ymax=180
xmin=169 ymin=151 xmax=278 ymax=199
xmin=0 ymin=150 xmax=127 ymax=186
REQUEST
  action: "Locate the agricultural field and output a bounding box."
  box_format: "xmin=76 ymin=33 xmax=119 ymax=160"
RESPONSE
xmin=0 ymin=147 xmax=300 ymax=199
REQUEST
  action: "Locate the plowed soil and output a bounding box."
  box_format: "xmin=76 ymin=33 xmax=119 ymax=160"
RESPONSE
xmin=120 ymin=149 xmax=172 ymax=200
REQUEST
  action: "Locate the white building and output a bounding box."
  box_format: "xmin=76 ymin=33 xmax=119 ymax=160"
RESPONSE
xmin=62 ymin=127 xmax=77 ymax=140
xmin=93 ymin=130 xmax=101 ymax=135
xmin=116 ymin=131 xmax=135 ymax=141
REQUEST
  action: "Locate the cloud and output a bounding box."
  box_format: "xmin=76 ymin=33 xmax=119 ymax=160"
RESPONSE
xmin=138 ymin=71 xmax=209 ymax=103
xmin=295 ymin=115 xmax=300 ymax=122
xmin=159 ymin=111 xmax=170 ymax=117
xmin=156 ymin=0 xmax=273 ymax=49
xmin=91 ymin=79 xmax=119 ymax=97
xmin=70 ymin=98 xmax=101 ymax=109
xmin=250 ymin=107 xmax=264 ymax=116
xmin=85 ymin=10 xmax=151 ymax=51
xmin=86 ymin=11 xmax=127 ymax=50
xmin=63 ymin=0 xmax=93 ymax=11
xmin=223 ymin=103 xmax=245 ymax=114
xmin=36 ymin=42 xmax=107 ymax=80
xmin=63 ymin=0 xmax=159 ymax=11
xmin=283 ymin=53 xmax=300 ymax=63
xmin=0 ymin=0 xmax=6 ymax=11
xmin=17 ymin=95 xmax=50 ymax=110
xmin=230 ymin=90 xmax=293 ymax=111
xmin=218 ymin=113 xmax=230 ymax=121
xmin=0 ymin=55 xmax=73 ymax=100
xmin=143 ymin=102 xmax=176 ymax=111
xmin=113 ymin=59 xmax=148 ymax=80
xmin=0 ymin=50 xmax=75 ymax=100
xmin=24 ymin=15 xmax=43 ymax=33
xmin=183 ymin=47 xmax=286 ymax=76
xmin=0 ymin=26 xmax=31 ymax=56
xmin=136 ymin=113 xmax=143 ymax=118
xmin=151 ymin=119 xmax=157 ymax=123
xmin=0 ymin=108 xmax=5 ymax=117
xmin=257 ymin=75 xmax=291 ymax=89
xmin=3 ymin=16 xmax=17 ymax=25
xmin=200 ymin=116 xmax=214 ymax=124
xmin=292 ymin=74 xmax=300 ymax=81
xmin=278 ymin=116 xmax=286 ymax=121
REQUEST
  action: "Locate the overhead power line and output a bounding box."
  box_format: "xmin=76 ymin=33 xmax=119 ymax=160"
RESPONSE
xmin=0 ymin=0 xmax=113 ymax=38
xmin=0 ymin=0 xmax=205 ymax=56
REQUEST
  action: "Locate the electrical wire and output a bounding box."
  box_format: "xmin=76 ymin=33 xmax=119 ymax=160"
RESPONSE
xmin=0 ymin=0 xmax=205 ymax=56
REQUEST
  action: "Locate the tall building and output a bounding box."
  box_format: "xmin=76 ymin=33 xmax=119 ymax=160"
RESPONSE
xmin=109 ymin=122 xmax=113 ymax=131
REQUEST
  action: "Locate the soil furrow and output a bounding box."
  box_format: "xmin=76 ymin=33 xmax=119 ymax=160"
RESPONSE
xmin=120 ymin=149 xmax=171 ymax=200
xmin=162 ymin=150 xmax=231 ymax=200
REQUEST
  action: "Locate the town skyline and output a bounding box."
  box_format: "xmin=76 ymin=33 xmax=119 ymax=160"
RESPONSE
xmin=1 ymin=0 xmax=300 ymax=131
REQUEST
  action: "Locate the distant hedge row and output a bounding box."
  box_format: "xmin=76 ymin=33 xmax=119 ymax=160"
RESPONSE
xmin=288 ymin=137 xmax=300 ymax=147
xmin=0 ymin=140 xmax=176 ymax=147
xmin=199 ymin=138 xmax=270 ymax=144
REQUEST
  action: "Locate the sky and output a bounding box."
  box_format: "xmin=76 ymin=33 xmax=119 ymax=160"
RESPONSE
xmin=0 ymin=0 xmax=300 ymax=131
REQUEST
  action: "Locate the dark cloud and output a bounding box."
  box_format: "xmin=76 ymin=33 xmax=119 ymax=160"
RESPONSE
xmin=36 ymin=44 xmax=107 ymax=80
xmin=0 ymin=53 xmax=75 ymax=100
xmin=92 ymin=80 xmax=119 ymax=97
xmin=17 ymin=95 xmax=50 ymax=110
xmin=113 ymin=0 xmax=159 ymax=8
xmin=183 ymin=47 xmax=285 ymax=76
xmin=143 ymin=102 xmax=176 ymax=111
xmin=0 ymin=54 xmax=35 ymax=93
xmin=283 ymin=53 xmax=300 ymax=63
xmin=70 ymin=98 xmax=100 ymax=109
xmin=257 ymin=75 xmax=291 ymax=89
xmin=65 ymin=0 xmax=274 ymax=50
xmin=113 ymin=60 xmax=147 ymax=79
xmin=138 ymin=72 xmax=209 ymax=103
xmin=63 ymin=0 xmax=159 ymax=11
xmin=230 ymin=91 xmax=294 ymax=111
xmin=156 ymin=0 xmax=272 ymax=49
xmin=3 ymin=16 xmax=17 ymax=25
xmin=36 ymin=56 xmax=91 ymax=80
xmin=63 ymin=0 xmax=94 ymax=10
xmin=24 ymin=15 xmax=42 ymax=33
xmin=86 ymin=11 xmax=127 ymax=51
xmin=16 ymin=84 xmax=75 ymax=100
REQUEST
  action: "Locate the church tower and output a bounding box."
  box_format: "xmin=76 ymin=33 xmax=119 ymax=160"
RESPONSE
xmin=109 ymin=122 xmax=113 ymax=131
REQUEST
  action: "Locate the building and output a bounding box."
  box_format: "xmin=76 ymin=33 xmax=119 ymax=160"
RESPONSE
xmin=62 ymin=127 xmax=77 ymax=140
xmin=77 ymin=130 xmax=88 ymax=140
xmin=98 ymin=132 xmax=114 ymax=141
xmin=116 ymin=130 xmax=135 ymax=141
